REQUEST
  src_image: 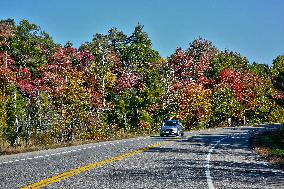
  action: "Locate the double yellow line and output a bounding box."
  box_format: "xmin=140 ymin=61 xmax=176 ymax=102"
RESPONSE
xmin=21 ymin=142 xmax=163 ymax=189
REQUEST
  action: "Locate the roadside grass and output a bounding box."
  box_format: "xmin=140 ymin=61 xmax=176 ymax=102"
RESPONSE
xmin=252 ymin=125 xmax=284 ymax=169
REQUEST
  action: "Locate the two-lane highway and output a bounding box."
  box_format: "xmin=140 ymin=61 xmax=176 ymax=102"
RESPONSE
xmin=0 ymin=125 xmax=283 ymax=188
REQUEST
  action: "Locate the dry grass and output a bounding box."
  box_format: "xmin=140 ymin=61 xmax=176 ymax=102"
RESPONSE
xmin=251 ymin=127 xmax=284 ymax=169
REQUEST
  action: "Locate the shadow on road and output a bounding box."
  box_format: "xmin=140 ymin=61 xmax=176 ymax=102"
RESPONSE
xmin=96 ymin=126 xmax=283 ymax=188
xmin=139 ymin=126 xmax=284 ymax=188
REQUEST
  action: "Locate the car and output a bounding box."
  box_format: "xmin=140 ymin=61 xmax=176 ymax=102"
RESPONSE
xmin=160 ymin=120 xmax=184 ymax=137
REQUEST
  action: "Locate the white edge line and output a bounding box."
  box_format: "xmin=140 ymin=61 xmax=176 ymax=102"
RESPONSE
xmin=0 ymin=137 xmax=142 ymax=165
xmin=206 ymin=137 xmax=227 ymax=189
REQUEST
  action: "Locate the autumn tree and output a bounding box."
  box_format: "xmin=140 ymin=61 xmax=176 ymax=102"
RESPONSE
xmin=1 ymin=18 xmax=284 ymax=148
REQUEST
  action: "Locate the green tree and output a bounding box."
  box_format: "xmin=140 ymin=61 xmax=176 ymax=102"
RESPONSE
xmin=209 ymin=50 xmax=249 ymax=78
xmin=210 ymin=86 xmax=242 ymax=127
xmin=248 ymin=62 xmax=270 ymax=77
xmin=271 ymin=55 xmax=284 ymax=105
xmin=4 ymin=86 xmax=27 ymax=145
xmin=9 ymin=20 xmax=57 ymax=77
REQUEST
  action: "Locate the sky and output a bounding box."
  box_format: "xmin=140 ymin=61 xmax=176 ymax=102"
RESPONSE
xmin=1 ymin=0 xmax=284 ymax=65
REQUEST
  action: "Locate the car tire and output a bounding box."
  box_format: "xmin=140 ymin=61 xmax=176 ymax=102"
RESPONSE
xmin=181 ymin=132 xmax=184 ymax=136
xmin=176 ymin=130 xmax=180 ymax=136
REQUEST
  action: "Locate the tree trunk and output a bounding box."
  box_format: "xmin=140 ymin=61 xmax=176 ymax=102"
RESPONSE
xmin=13 ymin=91 xmax=20 ymax=146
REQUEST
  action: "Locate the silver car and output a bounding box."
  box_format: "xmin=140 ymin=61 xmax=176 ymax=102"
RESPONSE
xmin=160 ymin=120 xmax=184 ymax=137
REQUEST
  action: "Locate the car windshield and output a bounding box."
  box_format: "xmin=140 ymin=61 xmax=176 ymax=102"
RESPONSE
xmin=164 ymin=120 xmax=179 ymax=126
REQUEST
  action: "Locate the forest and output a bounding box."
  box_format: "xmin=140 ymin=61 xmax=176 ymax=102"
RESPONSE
xmin=0 ymin=19 xmax=283 ymax=148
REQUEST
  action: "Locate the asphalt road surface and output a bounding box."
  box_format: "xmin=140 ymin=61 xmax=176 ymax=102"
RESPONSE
xmin=1 ymin=124 xmax=284 ymax=189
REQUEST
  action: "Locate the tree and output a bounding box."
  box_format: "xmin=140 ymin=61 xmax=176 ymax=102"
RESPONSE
xmin=248 ymin=62 xmax=270 ymax=78
xmin=174 ymin=81 xmax=212 ymax=129
xmin=1 ymin=18 xmax=284 ymax=148
xmin=271 ymin=55 xmax=284 ymax=104
xmin=219 ymin=68 xmax=243 ymax=102
xmin=9 ymin=20 xmax=57 ymax=77
xmin=241 ymin=71 xmax=274 ymax=124
xmin=129 ymin=24 xmax=152 ymax=47
xmin=210 ymin=86 xmax=242 ymax=127
xmin=37 ymin=47 xmax=97 ymax=142
xmin=116 ymin=24 xmax=161 ymax=74
xmin=209 ymin=50 xmax=249 ymax=78
xmin=187 ymin=37 xmax=219 ymax=80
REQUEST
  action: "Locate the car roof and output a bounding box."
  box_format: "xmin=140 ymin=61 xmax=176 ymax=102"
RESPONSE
xmin=164 ymin=120 xmax=181 ymax=123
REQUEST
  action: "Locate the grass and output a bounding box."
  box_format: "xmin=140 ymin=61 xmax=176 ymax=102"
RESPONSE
xmin=252 ymin=125 xmax=284 ymax=169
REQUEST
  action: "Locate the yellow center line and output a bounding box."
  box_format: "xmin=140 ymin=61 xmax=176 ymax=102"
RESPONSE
xmin=21 ymin=142 xmax=165 ymax=189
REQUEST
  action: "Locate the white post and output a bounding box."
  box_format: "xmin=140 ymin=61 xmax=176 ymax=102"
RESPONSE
xmin=228 ymin=117 xmax=232 ymax=127
xmin=243 ymin=110 xmax=246 ymax=126
xmin=14 ymin=91 xmax=19 ymax=145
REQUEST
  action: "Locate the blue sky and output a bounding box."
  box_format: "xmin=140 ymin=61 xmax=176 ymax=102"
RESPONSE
xmin=1 ymin=0 xmax=283 ymax=65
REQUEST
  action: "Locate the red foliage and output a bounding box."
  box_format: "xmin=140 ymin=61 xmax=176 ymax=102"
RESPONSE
xmin=77 ymin=49 xmax=95 ymax=70
xmin=116 ymin=72 xmax=140 ymax=92
xmin=38 ymin=48 xmax=74 ymax=95
xmin=197 ymin=75 xmax=215 ymax=88
xmin=193 ymin=52 xmax=210 ymax=77
xmin=169 ymin=47 xmax=216 ymax=89
xmin=241 ymin=72 xmax=259 ymax=105
xmin=169 ymin=48 xmax=193 ymax=80
xmin=219 ymin=69 xmax=243 ymax=101
xmin=16 ymin=67 xmax=41 ymax=97
xmin=37 ymin=47 xmax=101 ymax=108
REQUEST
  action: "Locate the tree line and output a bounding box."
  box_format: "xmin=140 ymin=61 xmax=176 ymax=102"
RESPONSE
xmin=0 ymin=19 xmax=283 ymax=147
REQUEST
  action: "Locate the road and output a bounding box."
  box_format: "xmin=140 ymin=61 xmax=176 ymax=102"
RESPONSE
xmin=0 ymin=124 xmax=284 ymax=189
